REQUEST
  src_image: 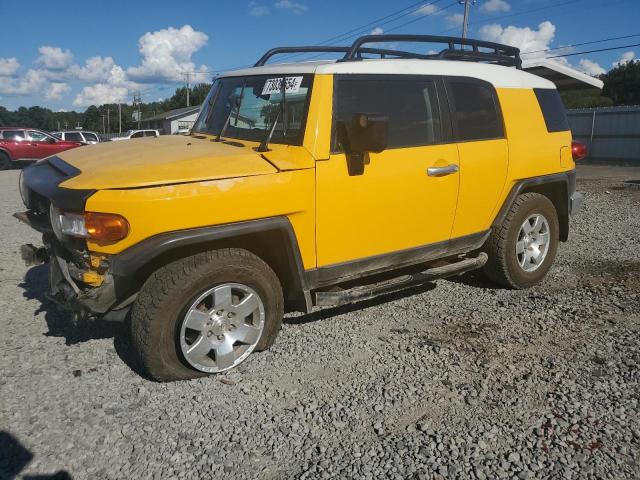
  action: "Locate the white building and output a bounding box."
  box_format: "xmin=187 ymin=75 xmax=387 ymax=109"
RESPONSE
xmin=141 ymin=106 xmax=201 ymax=135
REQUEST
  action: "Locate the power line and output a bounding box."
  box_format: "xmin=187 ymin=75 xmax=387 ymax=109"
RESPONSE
xmin=523 ymin=33 xmax=640 ymax=54
xmin=547 ymin=42 xmax=640 ymax=59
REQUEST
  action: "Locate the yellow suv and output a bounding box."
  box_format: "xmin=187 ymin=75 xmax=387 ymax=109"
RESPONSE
xmin=17 ymin=35 xmax=584 ymax=381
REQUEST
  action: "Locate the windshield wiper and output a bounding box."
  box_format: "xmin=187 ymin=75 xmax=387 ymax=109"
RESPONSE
xmin=215 ymin=80 xmax=246 ymax=142
xmin=257 ymin=77 xmax=287 ymax=153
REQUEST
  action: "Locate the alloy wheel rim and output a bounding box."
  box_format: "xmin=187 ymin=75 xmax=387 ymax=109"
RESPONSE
xmin=516 ymin=213 xmax=550 ymax=272
xmin=179 ymin=283 xmax=265 ymax=373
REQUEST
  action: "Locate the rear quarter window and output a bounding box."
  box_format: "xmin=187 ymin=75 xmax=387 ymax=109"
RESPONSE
xmin=534 ymin=88 xmax=569 ymax=132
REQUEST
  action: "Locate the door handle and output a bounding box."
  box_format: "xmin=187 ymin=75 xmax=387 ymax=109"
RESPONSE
xmin=427 ymin=164 xmax=459 ymax=177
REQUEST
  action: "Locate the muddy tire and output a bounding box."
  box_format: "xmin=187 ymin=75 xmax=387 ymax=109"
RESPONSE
xmin=131 ymin=248 xmax=284 ymax=382
xmin=483 ymin=192 xmax=559 ymax=289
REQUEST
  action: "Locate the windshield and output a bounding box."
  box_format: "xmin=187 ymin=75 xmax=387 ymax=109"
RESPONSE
xmin=192 ymin=74 xmax=313 ymax=145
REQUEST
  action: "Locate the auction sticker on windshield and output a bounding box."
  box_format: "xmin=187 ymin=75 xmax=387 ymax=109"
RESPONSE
xmin=262 ymin=77 xmax=303 ymax=95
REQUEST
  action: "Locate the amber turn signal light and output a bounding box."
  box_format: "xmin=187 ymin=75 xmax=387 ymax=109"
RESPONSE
xmin=85 ymin=212 xmax=129 ymax=242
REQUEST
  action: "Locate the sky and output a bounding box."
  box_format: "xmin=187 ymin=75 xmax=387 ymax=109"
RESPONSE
xmin=0 ymin=0 xmax=638 ymax=112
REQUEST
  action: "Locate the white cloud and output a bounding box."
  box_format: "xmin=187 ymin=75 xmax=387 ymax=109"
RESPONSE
xmin=249 ymin=1 xmax=270 ymax=15
xmin=36 ymin=46 xmax=73 ymax=70
xmin=45 ymin=82 xmax=70 ymax=100
xmin=73 ymin=84 xmax=129 ymax=107
xmin=127 ymin=25 xmax=209 ymax=83
xmin=480 ymin=0 xmax=511 ymax=13
xmin=414 ymin=4 xmax=441 ymax=15
xmin=0 ymin=69 xmax=46 ymax=96
xmin=371 ymin=27 xmax=384 ymax=35
xmin=70 ymin=56 xmax=117 ymax=83
xmin=0 ymin=57 xmax=20 ymax=77
xmin=613 ymin=50 xmax=636 ymax=67
xmin=274 ymin=0 xmax=308 ymax=14
xmin=578 ymin=58 xmax=606 ymax=76
xmin=479 ymin=21 xmax=556 ymax=60
xmin=446 ymin=14 xmax=464 ymax=27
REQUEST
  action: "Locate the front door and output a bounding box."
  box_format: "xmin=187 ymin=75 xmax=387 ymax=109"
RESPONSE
xmin=316 ymin=75 xmax=460 ymax=268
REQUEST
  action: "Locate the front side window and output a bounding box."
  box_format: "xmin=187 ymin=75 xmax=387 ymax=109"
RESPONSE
xmin=131 ymin=131 xmax=144 ymax=138
xmin=28 ymin=130 xmax=50 ymax=142
xmin=447 ymin=80 xmax=504 ymax=141
xmin=193 ymin=74 xmax=313 ymax=145
xmin=333 ymin=76 xmax=442 ymax=151
xmin=83 ymin=132 xmax=98 ymax=142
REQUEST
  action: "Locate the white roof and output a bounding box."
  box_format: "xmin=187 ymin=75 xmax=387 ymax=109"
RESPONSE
xmin=220 ymin=58 xmax=556 ymax=90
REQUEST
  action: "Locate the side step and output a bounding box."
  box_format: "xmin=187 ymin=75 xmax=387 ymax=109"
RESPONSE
xmin=314 ymin=253 xmax=488 ymax=307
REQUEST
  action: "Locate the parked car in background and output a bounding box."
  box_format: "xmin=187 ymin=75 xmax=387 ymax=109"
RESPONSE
xmin=53 ymin=130 xmax=100 ymax=145
xmin=0 ymin=128 xmax=82 ymax=170
xmin=110 ymin=129 xmax=160 ymax=141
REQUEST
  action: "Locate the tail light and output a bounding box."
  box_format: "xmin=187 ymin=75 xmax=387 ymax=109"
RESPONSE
xmin=571 ymin=141 xmax=587 ymax=161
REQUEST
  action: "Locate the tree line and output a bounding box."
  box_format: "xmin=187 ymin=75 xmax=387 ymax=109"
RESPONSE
xmin=1 ymin=60 xmax=639 ymax=132
xmin=0 ymin=83 xmax=211 ymax=133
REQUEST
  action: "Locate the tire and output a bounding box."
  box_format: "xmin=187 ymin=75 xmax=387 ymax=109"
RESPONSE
xmin=0 ymin=151 xmax=13 ymax=171
xmin=130 ymin=248 xmax=284 ymax=382
xmin=483 ymin=192 xmax=559 ymax=289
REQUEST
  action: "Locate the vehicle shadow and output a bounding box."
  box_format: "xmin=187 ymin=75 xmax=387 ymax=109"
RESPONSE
xmin=443 ymin=269 xmax=503 ymax=290
xmin=285 ymin=282 xmax=437 ymax=325
xmin=19 ymin=264 xmax=145 ymax=378
xmin=0 ymin=430 xmax=72 ymax=479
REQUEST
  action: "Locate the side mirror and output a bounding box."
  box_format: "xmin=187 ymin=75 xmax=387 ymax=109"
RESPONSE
xmin=347 ymin=113 xmax=388 ymax=154
xmin=337 ymin=113 xmax=388 ymax=176
xmin=47 ymin=137 xmax=57 ymax=144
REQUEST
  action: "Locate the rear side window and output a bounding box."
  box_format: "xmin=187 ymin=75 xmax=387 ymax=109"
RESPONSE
xmin=333 ymin=76 xmax=442 ymax=150
xmin=534 ymin=88 xmax=569 ymax=132
xmin=65 ymin=132 xmax=84 ymax=142
xmin=1 ymin=130 xmax=25 ymax=140
xmin=144 ymin=131 xmax=157 ymax=137
xmin=447 ymin=80 xmax=504 ymax=141
xmin=83 ymin=132 xmax=98 ymax=142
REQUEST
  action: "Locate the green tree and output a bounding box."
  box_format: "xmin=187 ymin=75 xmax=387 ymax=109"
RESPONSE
xmin=601 ymin=60 xmax=640 ymax=106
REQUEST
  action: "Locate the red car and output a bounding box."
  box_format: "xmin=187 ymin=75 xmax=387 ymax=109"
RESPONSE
xmin=0 ymin=127 xmax=83 ymax=170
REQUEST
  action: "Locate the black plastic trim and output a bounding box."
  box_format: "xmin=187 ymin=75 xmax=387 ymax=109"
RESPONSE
xmin=110 ymin=217 xmax=311 ymax=312
xmin=307 ymin=230 xmax=490 ymax=289
xmin=22 ymin=156 xmax=94 ymax=211
xmin=492 ymin=171 xmax=576 ymax=241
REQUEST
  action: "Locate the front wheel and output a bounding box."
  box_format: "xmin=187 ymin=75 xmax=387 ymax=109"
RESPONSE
xmin=131 ymin=248 xmax=284 ymax=381
xmin=0 ymin=152 xmax=13 ymax=171
xmin=483 ymin=192 xmax=559 ymax=289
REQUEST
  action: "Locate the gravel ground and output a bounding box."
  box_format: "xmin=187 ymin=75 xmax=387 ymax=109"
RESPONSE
xmin=1 ymin=166 xmax=639 ymax=479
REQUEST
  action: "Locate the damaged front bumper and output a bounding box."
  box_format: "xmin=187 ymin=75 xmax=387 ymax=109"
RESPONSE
xmin=19 ymin=237 xmax=132 ymax=323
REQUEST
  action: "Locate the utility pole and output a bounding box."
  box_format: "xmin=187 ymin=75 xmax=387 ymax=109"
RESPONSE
xmin=459 ymin=0 xmax=475 ymax=39
xmin=118 ymin=101 xmax=122 ymax=134
xmin=184 ymin=72 xmax=191 ymax=107
xmin=132 ymin=92 xmax=143 ymax=129
xmin=101 ymin=115 xmax=105 ymax=134
xmin=107 ymin=108 xmax=110 ymax=134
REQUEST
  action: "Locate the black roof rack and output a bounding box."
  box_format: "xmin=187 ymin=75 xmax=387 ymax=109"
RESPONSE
xmin=254 ymin=33 xmax=522 ymax=69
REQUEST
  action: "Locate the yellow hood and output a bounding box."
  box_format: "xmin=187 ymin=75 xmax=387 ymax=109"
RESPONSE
xmin=58 ymin=135 xmax=279 ymax=190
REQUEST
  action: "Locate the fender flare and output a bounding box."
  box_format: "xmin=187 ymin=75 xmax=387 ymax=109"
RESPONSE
xmin=110 ymin=216 xmax=312 ymax=313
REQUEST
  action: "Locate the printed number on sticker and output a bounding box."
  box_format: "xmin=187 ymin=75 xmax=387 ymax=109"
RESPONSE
xmin=262 ymin=77 xmax=303 ymax=95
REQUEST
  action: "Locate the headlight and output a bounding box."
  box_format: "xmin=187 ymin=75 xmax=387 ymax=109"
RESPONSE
xmin=19 ymin=171 xmax=32 ymax=209
xmin=50 ymin=205 xmax=87 ymax=240
xmin=49 ymin=204 xmax=129 ymax=242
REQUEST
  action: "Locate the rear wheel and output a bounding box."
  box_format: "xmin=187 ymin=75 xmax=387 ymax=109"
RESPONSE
xmin=0 ymin=152 xmax=13 ymax=171
xmin=131 ymin=248 xmax=284 ymax=381
xmin=483 ymin=192 xmax=559 ymax=289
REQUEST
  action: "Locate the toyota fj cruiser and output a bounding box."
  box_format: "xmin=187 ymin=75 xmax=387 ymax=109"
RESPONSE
xmin=16 ymin=35 xmax=585 ymax=381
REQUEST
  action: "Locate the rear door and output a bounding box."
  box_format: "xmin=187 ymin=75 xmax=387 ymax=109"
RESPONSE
xmin=27 ymin=130 xmax=59 ymax=159
xmin=316 ymin=74 xmax=460 ymax=267
xmin=0 ymin=129 xmax=28 ymax=159
xmin=444 ymin=77 xmax=509 ymax=239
